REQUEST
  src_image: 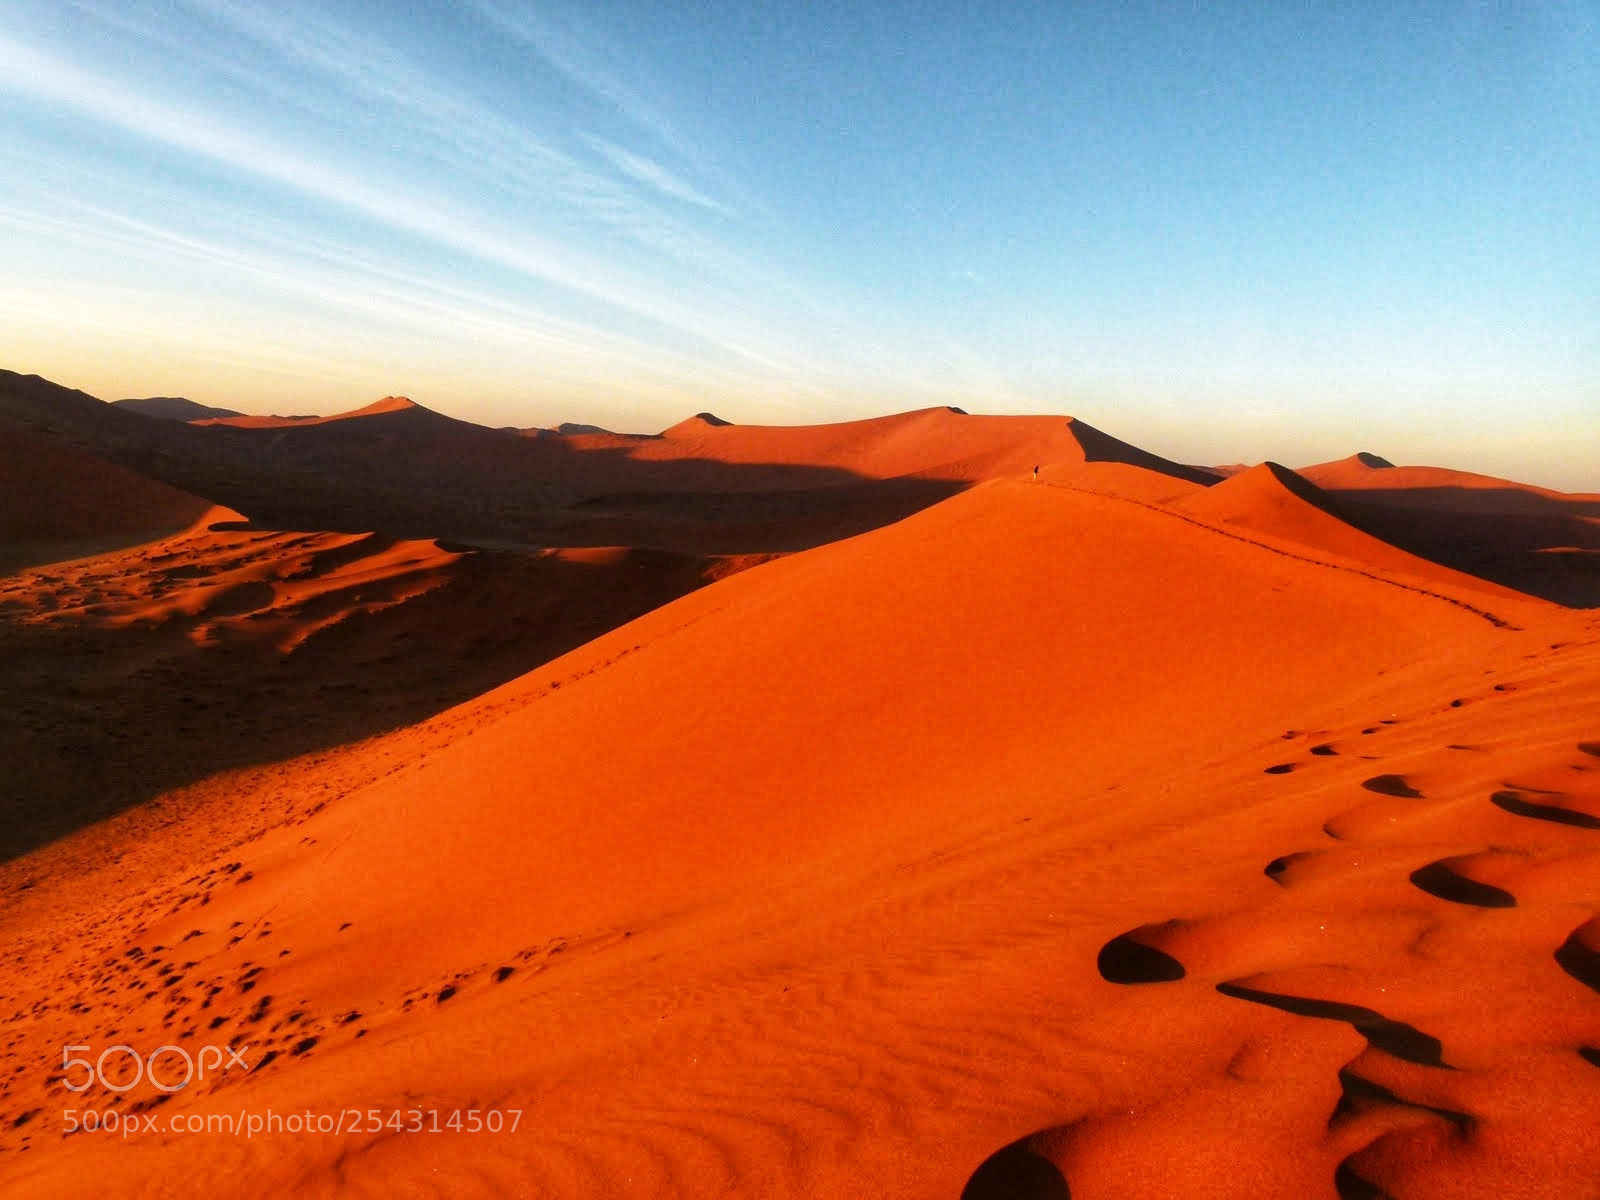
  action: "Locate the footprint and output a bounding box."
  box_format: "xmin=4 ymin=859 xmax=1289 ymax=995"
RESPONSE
xmin=1489 ymin=790 xmax=1600 ymax=830
xmin=1554 ymin=919 xmax=1600 ymax=993
xmin=1361 ymin=775 xmax=1423 ymax=799
xmin=1096 ymin=927 xmax=1185 ymax=984
xmin=961 ymin=1138 xmax=1071 ymax=1200
xmin=1263 ymin=852 xmax=1316 ymax=885
xmin=1408 ymin=859 xmax=1516 ymax=908
xmin=1334 ymin=1159 xmax=1392 ymax=1200
xmin=1322 ymin=799 xmax=1441 ymax=843
xmin=1266 ymin=847 xmax=1430 ymax=891
xmin=1215 ymin=981 xmax=1447 ymax=1067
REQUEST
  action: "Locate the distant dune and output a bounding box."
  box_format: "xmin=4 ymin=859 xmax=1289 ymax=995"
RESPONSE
xmin=190 ymin=412 xmax=323 ymax=427
xmin=1302 ymin=451 xmax=1595 ymax=512
xmin=643 ymin=405 xmax=1219 ymax=485
xmin=1301 ymin=453 xmax=1600 ymax=606
xmin=112 ymin=396 xmax=245 ymax=422
xmin=1 ymin=368 xmax=1597 ymax=1199
xmin=192 ymin=396 xmax=458 ymax=429
xmin=0 ymin=373 xmax=1212 ymax=554
xmin=1170 ymin=461 xmax=1529 ymax=600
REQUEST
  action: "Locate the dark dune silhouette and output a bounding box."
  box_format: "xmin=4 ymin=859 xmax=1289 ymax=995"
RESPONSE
xmin=112 ymin=396 xmax=245 ymax=421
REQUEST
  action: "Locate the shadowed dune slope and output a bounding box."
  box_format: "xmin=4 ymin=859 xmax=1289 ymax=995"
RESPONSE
xmin=1170 ymin=462 xmax=1534 ymax=602
xmin=1300 ymin=455 xmax=1600 ymax=606
xmin=0 ymin=517 xmax=748 ymax=858
xmin=4 ymin=477 xmax=1588 ymax=1199
xmin=0 ymin=428 xmax=220 ymax=571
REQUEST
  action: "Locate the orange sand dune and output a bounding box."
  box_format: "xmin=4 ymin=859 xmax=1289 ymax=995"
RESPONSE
xmin=529 ymin=409 xmax=1217 ymax=551
xmin=1302 ymin=452 xmax=1600 ymax=512
xmin=192 ymin=396 xmax=461 ymax=429
xmin=191 ymin=413 xmax=324 ymax=427
xmin=2 ymin=476 xmax=1593 ymax=1198
xmin=634 ymin=406 xmax=1219 ymax=486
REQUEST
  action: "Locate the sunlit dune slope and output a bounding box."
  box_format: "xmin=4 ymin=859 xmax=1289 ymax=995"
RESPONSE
xmin=157 ymin=479 xmax=1532 ymax=983
xmin=3 ymin=476 xmax=1589 ymax=1200
xmin=1036 ymin=458 xmax=1209 ymax=505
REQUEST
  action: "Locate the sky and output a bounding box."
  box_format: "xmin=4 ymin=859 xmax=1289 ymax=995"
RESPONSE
xmin=0 ymin=1 xmax=1595 ymax=487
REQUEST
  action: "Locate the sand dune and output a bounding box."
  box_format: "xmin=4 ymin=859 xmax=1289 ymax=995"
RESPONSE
xmin=2 ymin=371 xmax=1596 ymax=1198
xmin=16 ymin=370 xmax=1589 ymax=604
xmin=4 ymin=469 xmax=1593 ymax=1198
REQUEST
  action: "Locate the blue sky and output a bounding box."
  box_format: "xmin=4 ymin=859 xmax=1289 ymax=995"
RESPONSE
xmin=0 ymin=1 xmax=1594 ymax=486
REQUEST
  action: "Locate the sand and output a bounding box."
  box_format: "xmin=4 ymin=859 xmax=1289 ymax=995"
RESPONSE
xmin=0 ymin=377 xmax=1596 ymax=1198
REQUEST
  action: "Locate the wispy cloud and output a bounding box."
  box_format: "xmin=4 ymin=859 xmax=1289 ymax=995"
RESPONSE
xmin=473 ymin=1 xmax=689 ymax=158
xmin=0 ymin=178 xmax=794 ymax=407
xmin=0 ymin=27 xmax=803 ymax=375
xmin=472 ymin=0 xmax=766 ymax=218
xmin=589 ymin=139 xmax=734 ymax=217
xmin=0 ymin=1 xmax=902 ymax=418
